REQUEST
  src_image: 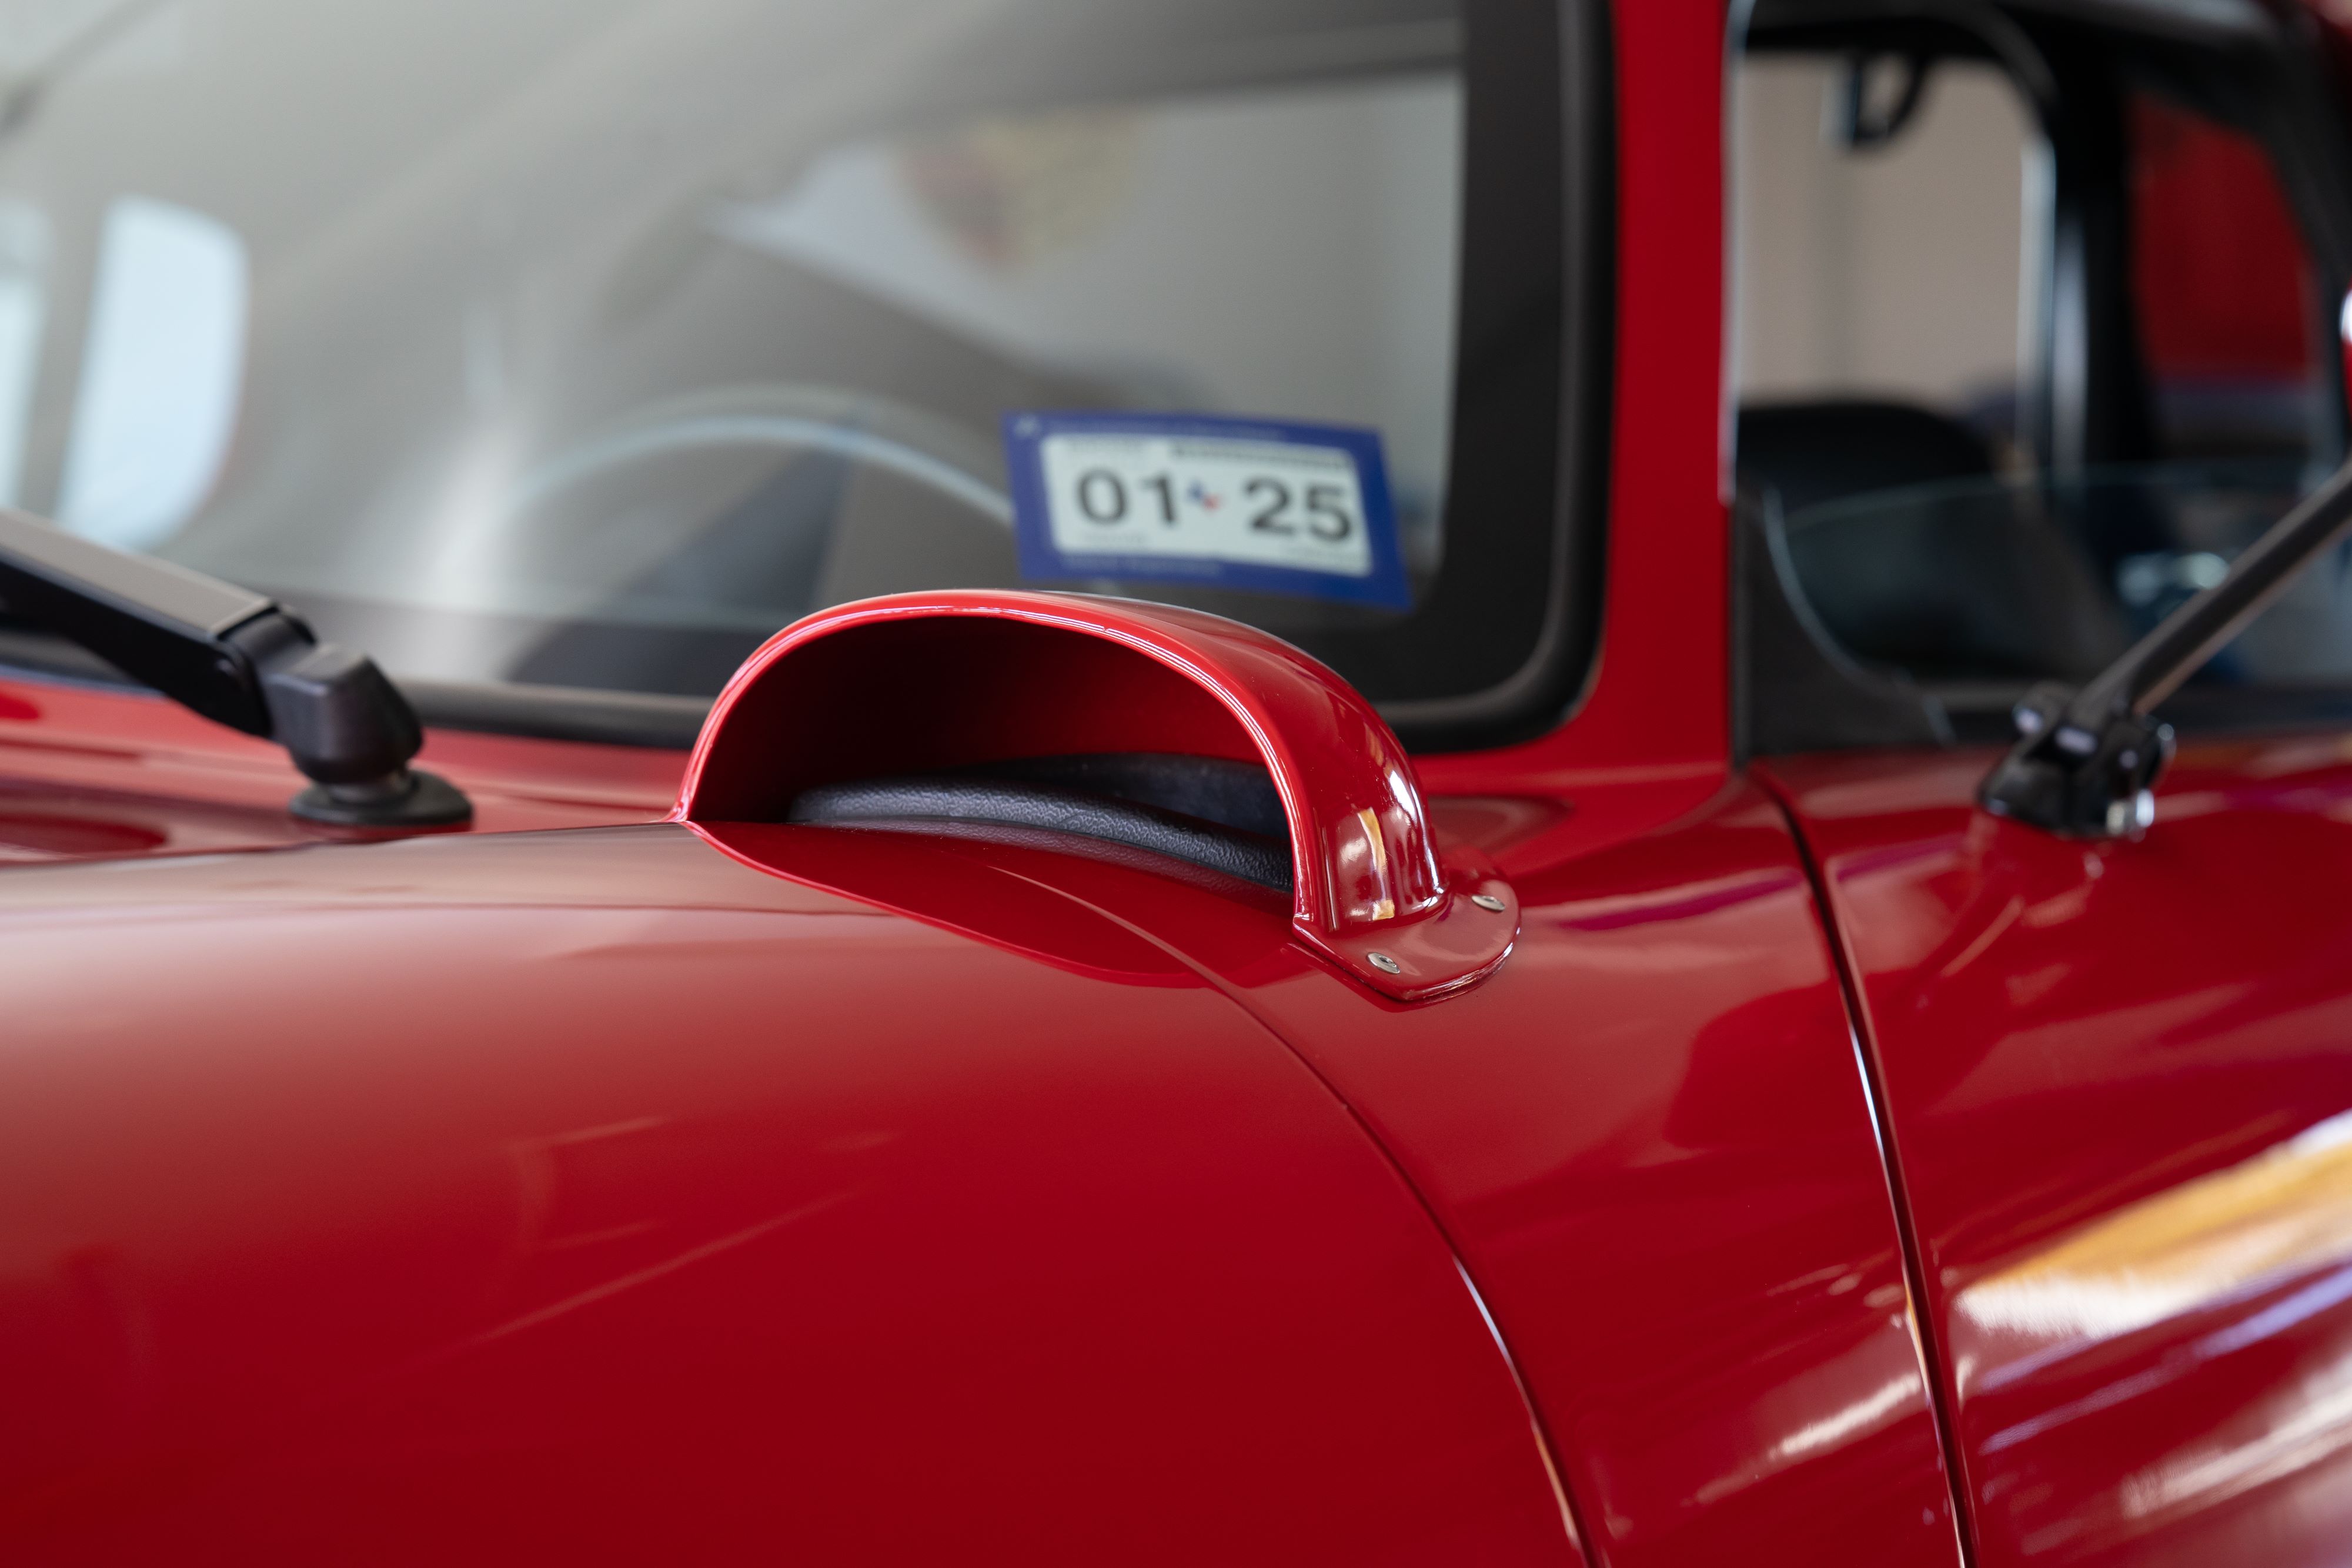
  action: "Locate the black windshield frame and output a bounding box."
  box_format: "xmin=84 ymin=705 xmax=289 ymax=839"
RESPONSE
xmin=1328 ymin=0 xmax=1616 ymax=750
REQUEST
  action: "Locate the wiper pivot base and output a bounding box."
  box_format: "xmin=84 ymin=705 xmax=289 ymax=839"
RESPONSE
xmin=0 ymin=507 xmax=470 ymax=828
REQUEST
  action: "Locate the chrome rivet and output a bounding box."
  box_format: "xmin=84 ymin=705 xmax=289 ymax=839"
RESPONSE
xmin=1470 ymin=893 xmax=1506 ymax=912
xmin=1367 ymin=952 xmax=1403 ymax=975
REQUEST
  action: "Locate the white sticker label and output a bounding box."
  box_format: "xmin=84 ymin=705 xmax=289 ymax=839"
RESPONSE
xmin=1036 ymin=433 xmax=1375 ymax=579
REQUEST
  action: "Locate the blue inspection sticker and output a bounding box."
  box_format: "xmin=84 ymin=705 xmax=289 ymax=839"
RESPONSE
xmin=1003 ymin=411 xmax=1412 ymax=611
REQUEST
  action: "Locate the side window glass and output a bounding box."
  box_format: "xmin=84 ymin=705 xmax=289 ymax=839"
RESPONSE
xmin=1735 ymin=24 xmax=2347 ymax=739
xmin=1736 ymin=54 xmax=2034 ymax=491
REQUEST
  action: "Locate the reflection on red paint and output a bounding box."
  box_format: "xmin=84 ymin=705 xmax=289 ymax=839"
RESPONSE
xmin=1766 ymin=740 xmax=2352 ymax=1566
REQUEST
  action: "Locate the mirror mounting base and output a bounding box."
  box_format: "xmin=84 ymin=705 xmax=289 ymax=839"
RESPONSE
xmin=1979 ymin=681 xmax=2173 ymax=839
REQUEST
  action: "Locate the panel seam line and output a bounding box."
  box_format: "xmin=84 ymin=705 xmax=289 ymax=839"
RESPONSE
xmin=982 ymin=858 xmax=1598 ymax=1564
xmin=1757 ymin=771 xmax=1979 ymax=1568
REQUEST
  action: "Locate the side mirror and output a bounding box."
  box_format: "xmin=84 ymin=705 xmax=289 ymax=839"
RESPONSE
xmin=1980 ymin=285 xmax=2352 ymax=836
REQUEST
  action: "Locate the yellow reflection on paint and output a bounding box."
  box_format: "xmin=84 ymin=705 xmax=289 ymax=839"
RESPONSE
xmin=1959 ymin=1112 xmax=2352 ymax=1345
xmin=2120 ymin=1349 xmax=2352 ymax=1523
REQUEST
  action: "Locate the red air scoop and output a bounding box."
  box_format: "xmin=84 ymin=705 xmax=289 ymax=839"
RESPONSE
xmin=676 ymin=590 xmax=1516 ymax=1001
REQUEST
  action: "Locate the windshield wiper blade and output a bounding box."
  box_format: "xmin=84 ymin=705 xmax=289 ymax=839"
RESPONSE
xmin=1980 ymin=295 xmax=2352 ymax=838
xmin=0 ymin=507 xmax=470 ymax=827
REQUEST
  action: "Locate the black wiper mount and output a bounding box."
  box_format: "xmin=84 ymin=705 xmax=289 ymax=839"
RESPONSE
xmin=0 ymin=507 xmax=470 ymax=827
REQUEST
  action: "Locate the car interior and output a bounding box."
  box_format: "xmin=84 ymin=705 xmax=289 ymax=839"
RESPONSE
xmin=1734 ymin=0 xmax=2352 ymax=753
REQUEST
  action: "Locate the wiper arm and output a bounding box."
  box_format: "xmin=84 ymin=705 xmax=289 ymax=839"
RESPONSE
xmin=1981 ymin=293 xmax=2352 ymax=838
xmin=0 ymin=507 xmax=470 ymax=827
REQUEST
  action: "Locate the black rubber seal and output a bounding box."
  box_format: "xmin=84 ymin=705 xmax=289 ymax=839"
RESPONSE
xmin=787 ymin=775 xmax=1293 ymax=891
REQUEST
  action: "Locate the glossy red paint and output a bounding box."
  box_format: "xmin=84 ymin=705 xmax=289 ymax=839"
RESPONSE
xmin=0 ymin=0 xmax=2015 ymax=1560
xmin=697 ymin=776 xmax=1960 ymax=1567
xmin=0 ymin=823 xmax=1583 ymax=1564
xmin=1416 ymin=0 xmax=1731 ymax=804
xmin=1319 ymin=788 xmax=1959 ymax=1564
xmin=1764 ymin=743 xmax=2352 ymax=1564
xmin=680 ymin=590 xmax=1516 ymax=1001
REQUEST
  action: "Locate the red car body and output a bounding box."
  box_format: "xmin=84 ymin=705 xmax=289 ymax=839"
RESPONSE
xmin=6 ymin=4 xmax=2352 ymax=1566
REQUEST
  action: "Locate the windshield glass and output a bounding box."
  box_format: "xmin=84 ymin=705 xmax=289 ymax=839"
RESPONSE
xmin=0 ymin=0 xmax=1585 ymax=726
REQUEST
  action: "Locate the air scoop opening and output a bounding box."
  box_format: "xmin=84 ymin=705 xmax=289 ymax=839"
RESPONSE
xmin=789 ymin=756 xmax=1294 ymax=892
xmin=676 ymin=591 xmax=1516 ymax=1002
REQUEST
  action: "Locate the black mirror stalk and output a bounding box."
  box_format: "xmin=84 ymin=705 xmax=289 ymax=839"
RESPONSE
xmin=0 ymin=507 xmax=470 ymax=827
xmin=1982 ymin=453 xmax=2352 ymax=838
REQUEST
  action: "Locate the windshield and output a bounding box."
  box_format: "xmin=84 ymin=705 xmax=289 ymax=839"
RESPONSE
xmin=0 ymin=0 xmax=1590 ymax=733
